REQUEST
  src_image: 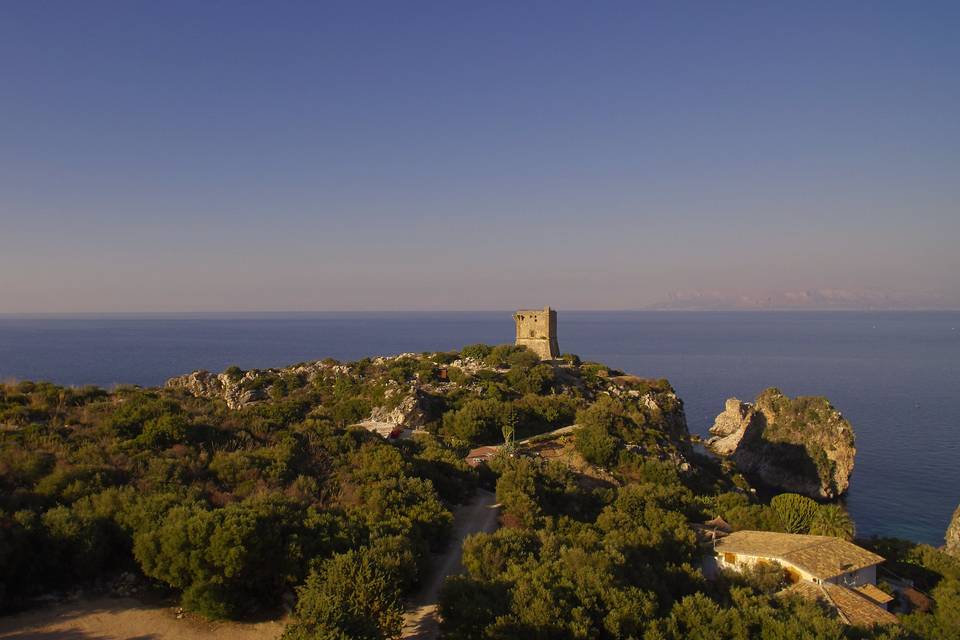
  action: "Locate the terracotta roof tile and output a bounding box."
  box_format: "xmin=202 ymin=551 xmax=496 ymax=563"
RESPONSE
xmin=783 ymin=581 xmax=899 ymax=627
xmin=715 ymin=530 xmax=884 ymax=580
xmin=855 ymin=583 xmax=894 ymax=605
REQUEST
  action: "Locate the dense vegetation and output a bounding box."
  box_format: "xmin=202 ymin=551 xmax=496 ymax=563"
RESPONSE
xmin=1 ymin=346 xmax=955 ymax=639
xmin=0 ymin=346 xmax=681 ymax=630
xmin=0 ymin=355 xmax=471 ymax=622
xmin=440 ymin=453 xmax=957 ymax=640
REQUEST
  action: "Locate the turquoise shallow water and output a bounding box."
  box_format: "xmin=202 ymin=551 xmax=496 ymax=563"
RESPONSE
xmin=1 ymin=311 xmax=957 ymax=545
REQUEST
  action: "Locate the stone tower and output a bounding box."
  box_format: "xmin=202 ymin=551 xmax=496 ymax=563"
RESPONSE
xmin=514 ymin=306 xmax=560 ymax=360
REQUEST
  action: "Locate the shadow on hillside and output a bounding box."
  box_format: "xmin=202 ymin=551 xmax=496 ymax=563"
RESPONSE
xmin=0 ymin=597 xmax=167 ymax=640
xmin=1 ymin=633 xmax=156 ymax=640
xmin=738 ymin=411 xmax=825 ymax=498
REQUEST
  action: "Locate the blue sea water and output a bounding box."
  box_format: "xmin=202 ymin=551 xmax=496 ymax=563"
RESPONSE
xmin=0 ymin=311 xmax=957 ymax=546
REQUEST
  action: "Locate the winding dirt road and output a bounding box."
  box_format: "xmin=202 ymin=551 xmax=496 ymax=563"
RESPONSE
xmin=401 ymin=489 xmax=500 ymax=639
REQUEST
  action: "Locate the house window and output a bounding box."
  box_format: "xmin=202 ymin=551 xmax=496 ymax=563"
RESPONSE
xmin=723 ymin=553 xmax=736 ymax=565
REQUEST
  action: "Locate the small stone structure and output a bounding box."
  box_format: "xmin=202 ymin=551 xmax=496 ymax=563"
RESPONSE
xmin=514 ymin=306 xmax=560 ymax=359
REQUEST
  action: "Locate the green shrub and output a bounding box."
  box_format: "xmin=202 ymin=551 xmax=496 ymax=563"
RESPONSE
xmin=560 ymin=353 xmax=581 ymax=367
xmin=506 ymin=363 xmax=554 ymax=395
xmin=507 ymin=348 xmax=540 ymax=370
xmin=416 ymin=359 xmax=439 ymax=381
xmin=575 ymin=396 xmax=632 ymax=440
xmin=136 ymin=414 xmax=189 ymax=449
xmin=460 ymin=344 xmax=493 ymax=360
xmin=133 ymin=500 xmax=333 ymax=616
xmin=729 ymin=559 xmax=788 ymax=595
xmin=580 ymin=362 xmax=610 ymax=380
xmin=181 ymin=581 xmax=237 ymax=620
xmin=484 ymin=345 xmax=524 ymax=368
xmin=106 ymin=393 xmax=180 ymax=439
xmin=447 ymin=366 xmax=467 ymax=385
xmin=442 ymin=399 xmax=507 ymax=444
xmin=282 ymin=543 xmax=409 ymax=640
xmin=332 ymin=397 xmax=370 ymax=427
xmin=438 ymin=575 xmax=511 ymax=640
xmin=574 ymin=422 xmax=619 ymax=467
xmin=514 ymin=394 xmax=577 ymax=436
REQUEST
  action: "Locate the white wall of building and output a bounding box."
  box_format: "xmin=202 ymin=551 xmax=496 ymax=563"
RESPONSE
xmin=827 ymin=564 xmax=876 ymax=587
xmin=716 ymin=552 xmax=877 ymax=587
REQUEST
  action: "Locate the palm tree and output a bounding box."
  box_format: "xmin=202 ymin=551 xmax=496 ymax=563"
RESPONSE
xmin=809 ymin=504 xmax=856 ymax=540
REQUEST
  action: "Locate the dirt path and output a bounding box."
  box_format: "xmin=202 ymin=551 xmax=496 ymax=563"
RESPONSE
xmin=401 ymin=489 xmax=500 ymax=639
xmin=0 ymin=596 xmax=285 ymax=640
xmin=519 ymin=424 xmax=576 ymax=443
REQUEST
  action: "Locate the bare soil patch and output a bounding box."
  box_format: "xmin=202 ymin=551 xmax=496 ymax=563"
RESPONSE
xmin=0 ymin=596 xmax=285 ymax=640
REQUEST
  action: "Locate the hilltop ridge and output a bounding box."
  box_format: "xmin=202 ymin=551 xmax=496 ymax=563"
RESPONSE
xmin=5 ymin=345 xmax=955 ymax=639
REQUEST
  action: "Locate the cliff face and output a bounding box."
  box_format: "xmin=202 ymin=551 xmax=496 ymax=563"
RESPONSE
xmin=947 ymin=504 xmax=960 ymax=558
xmin=706 ymin=388 xmax=856 ymax=499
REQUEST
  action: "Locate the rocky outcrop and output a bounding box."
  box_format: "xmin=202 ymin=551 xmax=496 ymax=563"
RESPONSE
xmin=640 ymin=390 xmax=689 ymax=445
xmin=354 ymin=386 xmax=444 ymax=438
xmin=368 ymin=386 xmax=433 ymax=430
xmin=603 ymin=376 xmax=689 ymax=444
xmin=706 ymin=388 xmax=856 ymax=499
xmin=705 ymin=398 xmax=759 ymax=456
xmin=165 ymin=360 xmax=349 ymax=409
xmin=946 ymin=504 xmax=960 ymax=558
xmin=165 ymin=354 xmax=441 ymax=414
xmin=164 ymin=370 xmax=263 ymax=410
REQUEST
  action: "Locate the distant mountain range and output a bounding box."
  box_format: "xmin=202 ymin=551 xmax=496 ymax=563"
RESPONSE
xmin=649 ymin=289 xmax=959 ymax=311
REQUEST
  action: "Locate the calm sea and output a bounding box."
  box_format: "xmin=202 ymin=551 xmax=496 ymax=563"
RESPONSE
xmin=0 ymin=311 xmax=957 ymax=546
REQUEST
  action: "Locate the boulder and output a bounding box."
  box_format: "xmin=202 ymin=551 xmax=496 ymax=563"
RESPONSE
xmin=706 ymin=388 xmax=856 ymax=499
xmin=165 ymin=369 xmax=256 ymax=409
xmin=370 ymin=393 xmax=423 ymax=429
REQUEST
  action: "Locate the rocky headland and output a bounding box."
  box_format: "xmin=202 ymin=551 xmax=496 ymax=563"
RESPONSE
xmin=165 ymin=353 xmax=692 ymax=466
xmin=706 ymin=388 xmax=856 ymax=499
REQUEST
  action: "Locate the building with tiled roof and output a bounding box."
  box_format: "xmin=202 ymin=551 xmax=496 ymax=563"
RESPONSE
xmin=783 ymin=581 xmax=898 ymax=627
xmin=709 ymin=530 xmax=898 ymax=627
xmin=465 ymin=445 xmax=501 ymax=467
xmin=855 ymin=583 xmax=894 ymax=608
xmin=714 ymin=530 xmax=884 ymax=585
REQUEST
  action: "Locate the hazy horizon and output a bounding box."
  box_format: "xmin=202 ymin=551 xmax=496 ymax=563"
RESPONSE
xmin=2 ymin=303 xmax=959 ymax=316
xmin=3 ymin=2 xmax=959 ymax=313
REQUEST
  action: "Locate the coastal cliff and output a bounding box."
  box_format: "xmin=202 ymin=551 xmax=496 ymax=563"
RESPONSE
xmin=947 ymin=504 xmax=960 ymax=558
xmin=706 ymin=388 xmax=856 ymax=499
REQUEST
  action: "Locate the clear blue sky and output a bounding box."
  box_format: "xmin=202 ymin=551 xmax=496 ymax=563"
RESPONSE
xmin=1 ymin=1 xmax=958 ymax=311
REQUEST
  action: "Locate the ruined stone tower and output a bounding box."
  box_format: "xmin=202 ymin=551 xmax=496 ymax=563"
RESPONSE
xmin=514 ymin=306 xmax=560 ymax=360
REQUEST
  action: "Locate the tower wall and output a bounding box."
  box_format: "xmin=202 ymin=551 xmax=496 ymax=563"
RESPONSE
xmin=514 ymin=306 xmax=560 ymax=359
